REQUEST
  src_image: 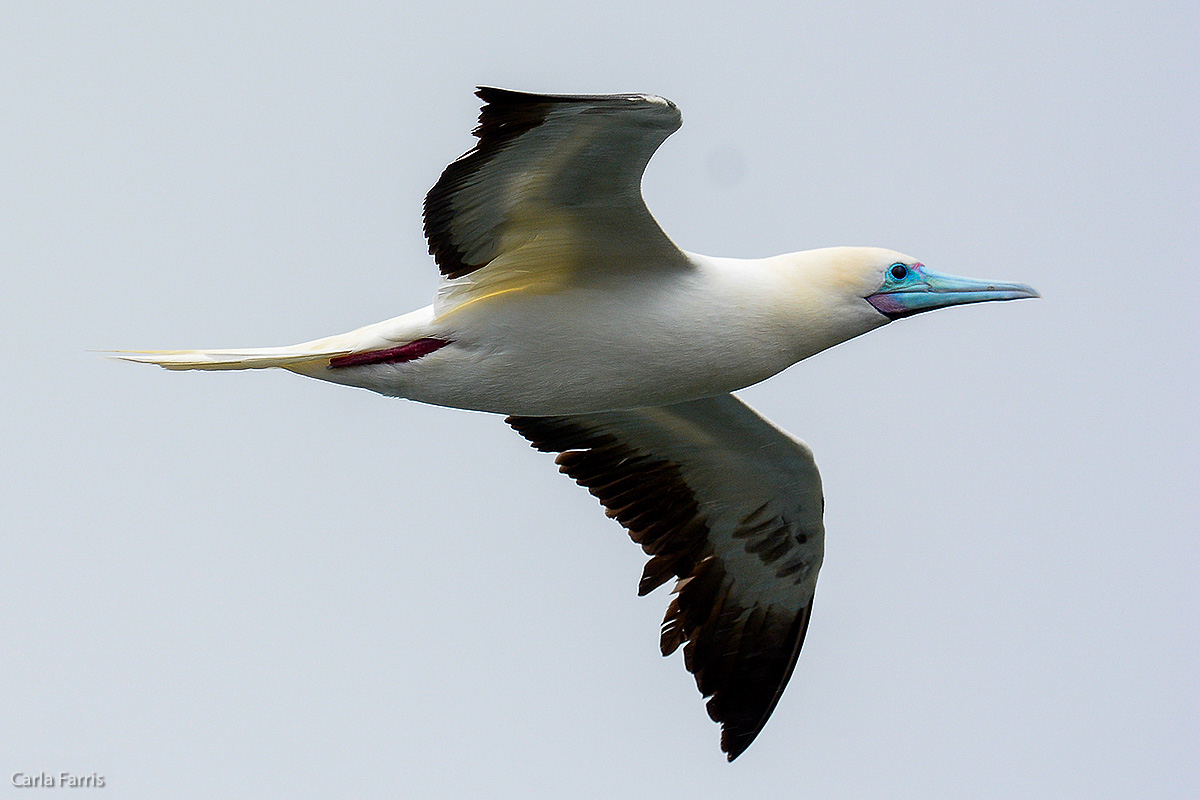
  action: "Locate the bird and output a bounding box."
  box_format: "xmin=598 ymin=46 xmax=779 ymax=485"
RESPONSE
xmin=115 ymin=87 xmax=1038 ymax=760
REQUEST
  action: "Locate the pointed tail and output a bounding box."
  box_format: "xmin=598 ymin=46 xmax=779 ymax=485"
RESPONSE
xmin=109 ymin=308 xmax=440 ymax=373
xmin=108 ymin=343 xmax=351 ymax=371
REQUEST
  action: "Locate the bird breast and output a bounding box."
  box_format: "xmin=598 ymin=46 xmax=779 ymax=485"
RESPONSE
xmin=338 ymin=264 xmax=804 ymax=416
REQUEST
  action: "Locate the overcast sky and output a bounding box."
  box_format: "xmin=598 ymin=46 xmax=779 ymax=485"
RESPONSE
xmin=2 ymin=2 xmax=1196 ymax=798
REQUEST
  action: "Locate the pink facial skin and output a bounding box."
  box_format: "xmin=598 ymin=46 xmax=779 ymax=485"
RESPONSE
xmin=865 ymin=292 xmax=909 ymax=317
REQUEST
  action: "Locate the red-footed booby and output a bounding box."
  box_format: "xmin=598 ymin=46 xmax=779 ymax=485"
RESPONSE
xmin=116 ymin=88 xmax=1038 ymax=760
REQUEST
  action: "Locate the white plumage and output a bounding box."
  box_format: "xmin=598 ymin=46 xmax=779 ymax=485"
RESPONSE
xmin=116 ymin=87 xmax=1037 ymax=760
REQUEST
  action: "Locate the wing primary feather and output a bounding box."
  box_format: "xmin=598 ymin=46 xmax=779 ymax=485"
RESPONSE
xmin=505 ymin=394 xmax=825 ymax=761
xmin=423 ymin=88 xmax=685 ymax=281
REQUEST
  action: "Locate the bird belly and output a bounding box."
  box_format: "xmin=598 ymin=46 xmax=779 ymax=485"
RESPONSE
xmin=322 ymin=285 xmax=798 ymax=416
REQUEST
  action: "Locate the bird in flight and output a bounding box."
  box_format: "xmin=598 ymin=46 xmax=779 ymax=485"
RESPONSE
xmin=117 ymin=87 xmax=1038 ymax=760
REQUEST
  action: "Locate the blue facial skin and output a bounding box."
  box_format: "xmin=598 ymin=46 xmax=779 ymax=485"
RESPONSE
xmin=866 ymin=262 xmax=1040 ymax=320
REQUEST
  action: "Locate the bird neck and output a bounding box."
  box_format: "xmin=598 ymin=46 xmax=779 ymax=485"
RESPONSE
xmin=758 ymin=248 xmax=892 ymax=363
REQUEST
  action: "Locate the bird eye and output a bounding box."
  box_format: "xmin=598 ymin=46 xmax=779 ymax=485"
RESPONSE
xmin=890 ymin=264 xmax=908 ymax=280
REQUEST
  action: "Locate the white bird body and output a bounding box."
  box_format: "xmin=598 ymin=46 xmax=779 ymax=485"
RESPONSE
xmin=136 ymin=247 xmax=894 ymax=415
xmin=115 ymin=88 xmax=1037 ymax=760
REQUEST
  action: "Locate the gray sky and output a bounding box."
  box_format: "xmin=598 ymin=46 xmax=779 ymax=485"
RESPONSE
xmin=3 ymin=2 xmax=1197 ymax=798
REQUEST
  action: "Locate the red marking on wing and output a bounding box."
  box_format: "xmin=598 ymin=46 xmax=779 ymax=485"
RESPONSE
xmin=328 ymin=338 xmax=451 ymax=369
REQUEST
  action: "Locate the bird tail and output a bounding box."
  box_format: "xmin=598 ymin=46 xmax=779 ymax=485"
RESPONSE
xmin=108 ymin=343 xmax=351 ymax=371
xmin=108 ymin=308 xmax=438 ymax=373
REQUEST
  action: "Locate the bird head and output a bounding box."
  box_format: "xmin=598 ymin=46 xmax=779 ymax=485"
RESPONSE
xmin=860 ymin=252 xmax=1040 ymax=320
xmin=770 ymin=247 xmax=1039 ymax=359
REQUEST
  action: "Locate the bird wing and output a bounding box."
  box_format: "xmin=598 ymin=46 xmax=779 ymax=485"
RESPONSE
xmin=425 ymin=88 xmax=690 ymax=311
xmin=507 ymin=393 xmax=824 ymax=761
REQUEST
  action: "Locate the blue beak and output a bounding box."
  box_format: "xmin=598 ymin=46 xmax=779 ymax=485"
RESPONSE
xmin=866 ymin=266 xmax=1040 ymax=320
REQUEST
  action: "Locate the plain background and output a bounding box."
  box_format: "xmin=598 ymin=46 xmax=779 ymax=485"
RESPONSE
xmin=2 ymin=2 xmax=1196 ymax=798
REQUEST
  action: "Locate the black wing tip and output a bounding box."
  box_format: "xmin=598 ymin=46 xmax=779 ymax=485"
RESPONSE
xmin=724 ymin=736 xmax=751 ymax=762
xmin=711 ymin=597 xmax=816 ymax=762
xmin=474 ymin=85 xmax=677 ymax=110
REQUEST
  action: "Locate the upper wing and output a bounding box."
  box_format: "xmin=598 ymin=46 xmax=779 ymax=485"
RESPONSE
xmin=507 ymin=394 xmax=825 ymax=761
xmin=423 ymin=88 xmax=689 ymax=289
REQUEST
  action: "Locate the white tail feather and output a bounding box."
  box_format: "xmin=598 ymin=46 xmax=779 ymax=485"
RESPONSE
xmin=109 ymin=345 xmax=350 ymax=371
xmin=111 ymin=307 xmax=437 ymax=373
